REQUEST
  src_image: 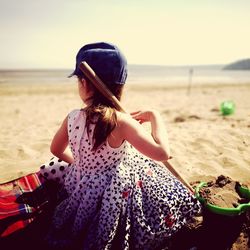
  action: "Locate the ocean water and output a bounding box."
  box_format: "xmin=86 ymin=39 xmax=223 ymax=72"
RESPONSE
xmin=127 ymin=65 xmax=250 ymax=85
xmin=0 ymin=65 xmax=250 ymax=86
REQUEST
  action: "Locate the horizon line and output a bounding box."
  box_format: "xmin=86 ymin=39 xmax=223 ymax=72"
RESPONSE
xmin=0 ymin=63 xmax=226 ymax=71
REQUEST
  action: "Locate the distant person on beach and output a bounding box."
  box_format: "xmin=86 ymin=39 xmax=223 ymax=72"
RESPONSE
xmin=40 ymin=42 xmax=201 ymax=249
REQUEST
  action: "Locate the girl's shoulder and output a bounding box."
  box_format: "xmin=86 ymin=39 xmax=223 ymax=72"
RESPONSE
xmin=68 ymin=108 xmax=83 ymax=116
xmin=68 ymin=109 xmax=79 ymax=117
xmin=106 ymin=112 xmax=132 ymax=148
xmin=68 ymin=108 xmax=86 ymax=119
xmin=116 ymin=111 xmax=139 ymax=132
xmin=114 ymin=111 xmax=144 ymax=140
xmin=116 ymin=111 xmax=132 ymax=125
xmin=67 ymin=109 xmax=87 ymax=130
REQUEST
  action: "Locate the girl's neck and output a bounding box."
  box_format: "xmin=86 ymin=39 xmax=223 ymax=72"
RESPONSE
xmin=83 ymin=97 xmax=93 ymax=107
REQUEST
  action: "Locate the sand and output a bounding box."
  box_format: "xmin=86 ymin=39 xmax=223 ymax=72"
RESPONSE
xmin=1 ymin=81 xmax=250 ymax=187
xmin=0 ymin=80 xmax=250 ymax=248
xmin=198 ymin=175 xmax=245 ymax=208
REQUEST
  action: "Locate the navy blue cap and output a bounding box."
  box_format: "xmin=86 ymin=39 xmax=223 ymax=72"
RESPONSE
xmin=69 ymin=42 xmax=127 ymax=85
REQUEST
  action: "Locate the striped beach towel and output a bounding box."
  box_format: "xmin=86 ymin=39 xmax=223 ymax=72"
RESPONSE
xmin=0 ymin=173 xmax=47 ymax=237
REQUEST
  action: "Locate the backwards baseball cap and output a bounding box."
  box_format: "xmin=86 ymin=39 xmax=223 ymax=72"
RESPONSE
xmin=69 ymin=42 xmax=127 ymax=85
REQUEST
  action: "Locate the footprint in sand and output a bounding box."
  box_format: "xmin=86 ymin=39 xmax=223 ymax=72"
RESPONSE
xmin=174 ymin=115 xmax=201 ymax=123
xmin=188 ymin=115 xmax=201 ymax=120
xmin=174 ymin=116 xmax=185 ymax=123
xmin=210 ymin=107 xmax=219 ymax=112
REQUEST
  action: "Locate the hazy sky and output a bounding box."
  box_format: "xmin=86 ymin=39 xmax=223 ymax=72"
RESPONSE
xmin=0 ymin=0 xmax=249 ymax=68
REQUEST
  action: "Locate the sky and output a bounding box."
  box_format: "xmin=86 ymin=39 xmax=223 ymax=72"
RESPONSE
xmin=0 ymin=0 xmax=249 ymax=68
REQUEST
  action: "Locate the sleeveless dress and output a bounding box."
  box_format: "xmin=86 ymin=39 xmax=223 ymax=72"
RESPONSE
xmin=42 ymin=109 xmax=201 ymax=250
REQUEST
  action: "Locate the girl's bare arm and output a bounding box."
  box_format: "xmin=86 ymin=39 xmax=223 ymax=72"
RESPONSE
xmin=119 ymin=110 xmax=170 ymax=161
xmin=50 ymin=117 xmax=74 ymax=164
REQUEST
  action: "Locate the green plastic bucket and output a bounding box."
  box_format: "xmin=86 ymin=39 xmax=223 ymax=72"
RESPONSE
xmin=195 ymin=182 xmax=250 ymax=216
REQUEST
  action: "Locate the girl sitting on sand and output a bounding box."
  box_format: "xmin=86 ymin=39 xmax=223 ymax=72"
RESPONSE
xmin=41 ymin=42 xmax=201 ymax=249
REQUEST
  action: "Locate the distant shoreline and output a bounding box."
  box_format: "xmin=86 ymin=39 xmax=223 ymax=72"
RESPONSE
xmin=1 ymin=65 xmax=250 ymax=86
xmin=0 ymin=63 xmax=225 ymax=71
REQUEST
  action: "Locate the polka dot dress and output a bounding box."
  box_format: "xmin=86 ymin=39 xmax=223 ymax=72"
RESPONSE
xmin=43 ymin=109 xmax=201 ymax=249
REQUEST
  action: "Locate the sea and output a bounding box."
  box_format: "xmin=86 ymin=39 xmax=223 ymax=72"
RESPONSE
xmin=0 ymin=64 xmax=250 ymax=86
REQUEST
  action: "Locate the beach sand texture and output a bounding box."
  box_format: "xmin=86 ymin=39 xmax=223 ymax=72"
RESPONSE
xmin=0 ymin=81 xmax=250 ymax=187
xmin=1 ymin=80 xmax=250 ymax=249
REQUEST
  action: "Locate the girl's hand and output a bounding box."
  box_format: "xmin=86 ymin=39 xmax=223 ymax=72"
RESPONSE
xmin=121 ymin=110 xmax=170 ymax=161
xmin=130 ymin=110 xmax=159 ymax=124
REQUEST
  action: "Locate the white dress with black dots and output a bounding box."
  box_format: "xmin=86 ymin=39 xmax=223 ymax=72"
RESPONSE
xmin=41 ymin=109 xmax=201 ymax=250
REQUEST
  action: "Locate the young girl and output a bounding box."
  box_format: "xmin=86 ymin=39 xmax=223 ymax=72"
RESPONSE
xmin=41 ymin=42 xmax=201 ymax=249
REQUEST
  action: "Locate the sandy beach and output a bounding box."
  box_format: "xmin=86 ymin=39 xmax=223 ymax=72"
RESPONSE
xmin=1 ymin=81 xmax=250 ymax=186
xmin=0 ymin=80 xmax=250 ymax=249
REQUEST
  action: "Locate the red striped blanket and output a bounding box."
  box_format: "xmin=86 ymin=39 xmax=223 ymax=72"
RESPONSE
xmin=0 ymin=173 xmax=45 ymax=237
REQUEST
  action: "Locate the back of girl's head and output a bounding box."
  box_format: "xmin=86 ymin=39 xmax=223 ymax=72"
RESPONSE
xmin=69 ymin=42 xmax=127 ymax=150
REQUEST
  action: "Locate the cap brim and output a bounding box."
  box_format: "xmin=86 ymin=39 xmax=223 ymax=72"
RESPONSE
xmin=67 ymin=70 xmax=76 ymax=78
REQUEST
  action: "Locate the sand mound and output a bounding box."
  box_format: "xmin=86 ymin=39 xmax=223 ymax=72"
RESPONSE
xmin=199 ymin=175 xmax=249 ymax=208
